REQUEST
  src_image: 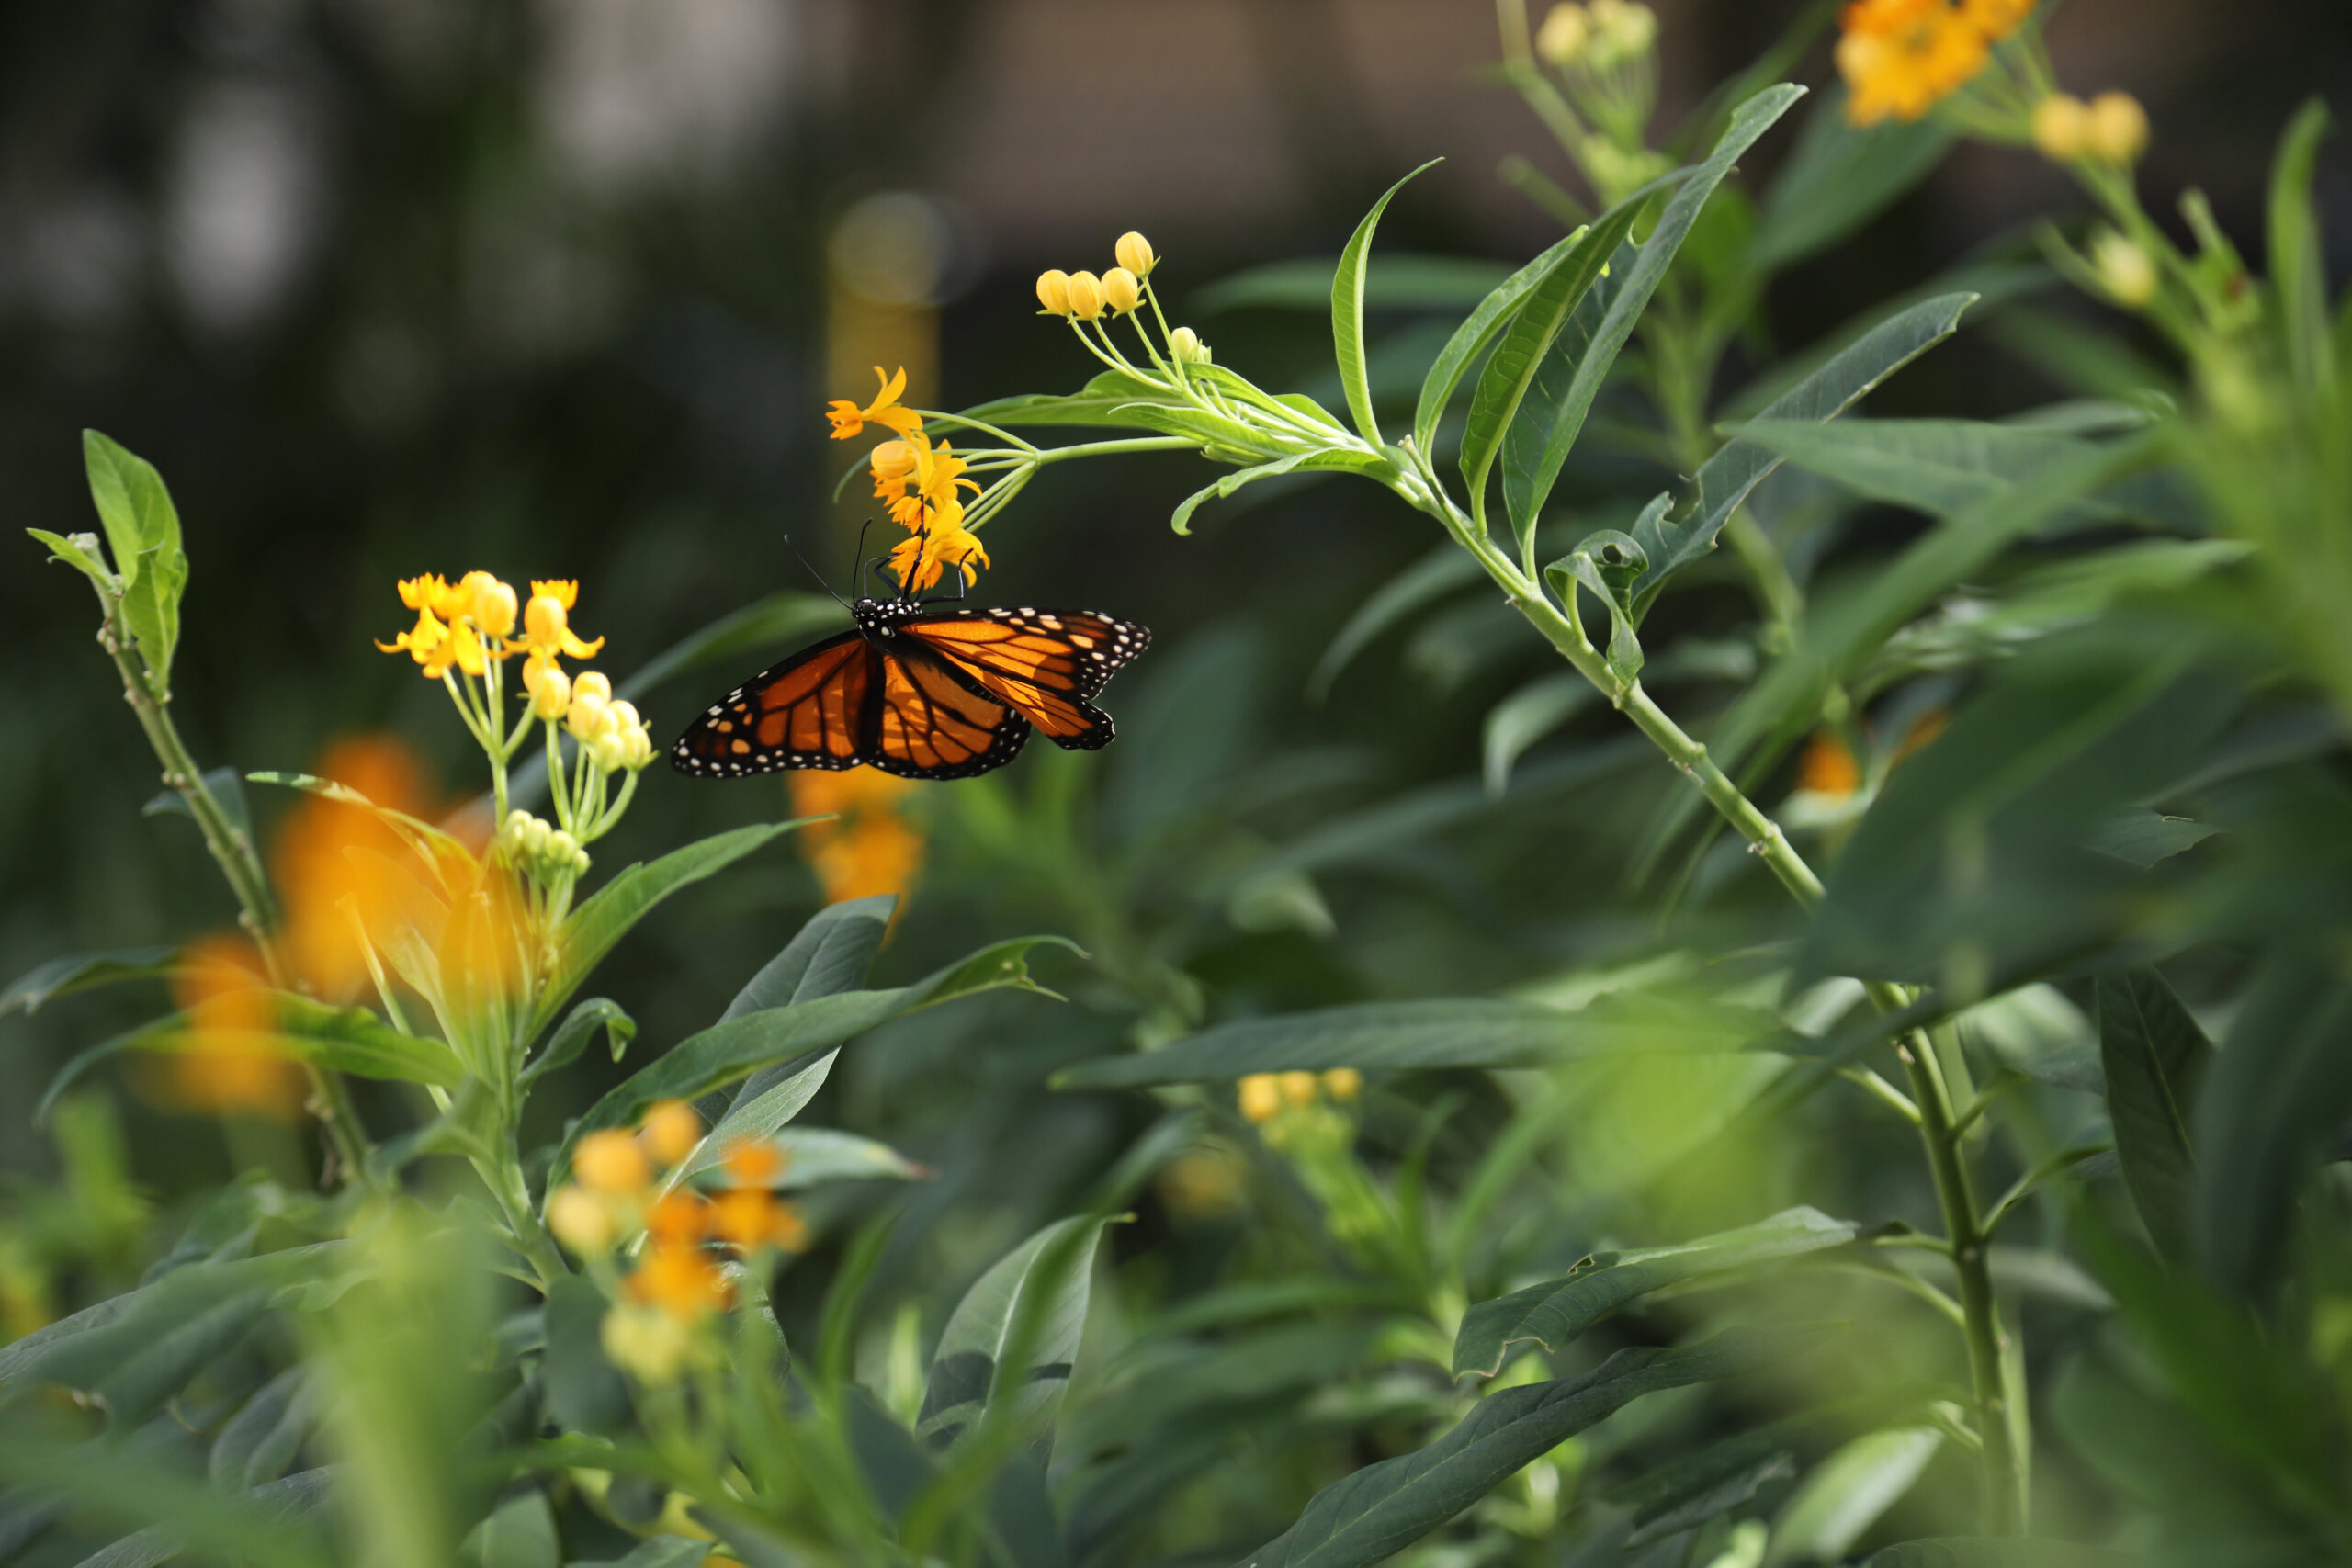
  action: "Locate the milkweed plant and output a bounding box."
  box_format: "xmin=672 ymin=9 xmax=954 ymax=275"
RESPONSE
xmin=4 ymin=1 xmax=2349 ymax=1564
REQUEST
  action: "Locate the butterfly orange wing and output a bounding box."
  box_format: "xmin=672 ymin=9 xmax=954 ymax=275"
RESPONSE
xmin=670 ymin=631 xmax=875 ymax=776
xmin=900 ymin=608 xmax=1150 ymax=750
xmin=868 ymin=649 xmax=1032 ymax=779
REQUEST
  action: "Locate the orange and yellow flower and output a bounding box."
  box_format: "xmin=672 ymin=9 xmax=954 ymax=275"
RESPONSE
xmin=826 ymin=365 xmax=924 ymax=442
xmin=1836 ymin=0 xmax=2032 ymax=125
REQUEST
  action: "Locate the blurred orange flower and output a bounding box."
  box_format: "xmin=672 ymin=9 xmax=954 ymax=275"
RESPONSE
xmin=1796 ymin=732 xmax=1863 ymax=797
xmin=166 ymin=935 xmax=304 ymax=1119
xmin=273 ymin=738 xmax=435 ymax=999
xmin=787 ymin=771 xmax=924 ymax=905
xmin=1837 ymin=0 xmax=1996 ymax=125
xmin=628 ymin=1244 xmax=732 ymax=1319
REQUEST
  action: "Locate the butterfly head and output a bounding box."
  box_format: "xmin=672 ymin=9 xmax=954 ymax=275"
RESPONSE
xmin=851 ymin=597 xmax=922 ymax=639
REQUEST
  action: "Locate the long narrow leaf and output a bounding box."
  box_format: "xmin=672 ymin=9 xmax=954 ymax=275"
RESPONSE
xmin=1413 ymin=228 xmax=1592 ymax=455
xmin=1331 ymin=161 xmax=1442 ymax=446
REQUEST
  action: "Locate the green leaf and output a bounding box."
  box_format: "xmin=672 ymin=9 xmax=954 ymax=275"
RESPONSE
xmin=1545 ymin=522 xmax=1655 ymax=686
xmin=1331 ymin=161 xmax=1442 ymax=447
xmin=1053 ymin=991 xmax=1764 ymax=1091
xmin=1459 ymin=198 xmax=1650 ymax=513
xmin=1704 ymin=433 xmax=2160 ymax=787
xmin=1414 ymin=228 xmax=1594 ymax=455
xmin=917 ymin=1215 xmax=1109 ymax=1452
xmin=2097 ymin=970 xmax=2214 ymax=1264
xmin=1113 ymin=400 xmax=1291 ymax=462
xmin=2086 ymin=810 xmax=2219 ymax=869
xmin=1752 ymin=87 xmax=1953 ymax=271
xmin=536 ymin=821 xmax=806 ymax=1038
xmin=1863 ymin=1542 xmax=2136 ymax=1568
xmin=0 ymin=1245 xmax=340 ymax=1405
xmin=211 ymin=1371 xmax=316 ymax=1491
xmin=2 ymin=946 xmax=176 ymax=1018
xmin=751 ymin=1128 xmax=926 ymax=1190
xmin=1498 ymin=84 xmax=1807 ymax=551
xmin=1195 ymin=254 xmax=1512 ymax=316
xmin=1170 ymin=450 xmax=1334 ymax=536
xmin=2266 ymin=99 xmax=2335 ymax=399
xmin=553 ymin=935 xmax=1074 ymax=1186
xmin=1629 ymin=293 xmax=1973 ymax=614
xmin=542 ymin=1275 xmax=629 ymax=1436
xmin=520 ymin=998 xmax=636 ymax=1088
xmin=1497 ymin=237 xmax=1636 ymax=540
xmin=1452 ymin=1207 xmax=1856 ymax=1377
xmin=1238 ymin=1324 xmax=1841 ymax=1568
xmin=668 ymin=898 xmax=896 ymax=1186
xmin=459 ymin=1490 xmax=560 ymax=1568
xmin=1766 ymin=1427 xmax=1944 ymax=1566
xmin=83 ymin=431 xmax=188 ymax=685
xmin=27 ymin=526 xmax=113 ymax=586
xmin=2193 ymin=957 xmax=2352 ymax=1300
xmin=569 ymin=1540 xmax=711 ymax=1568
xmin=0 ymin=1440 xmax=334 ymax=1568
xmin=1482 ymin=673 xmax=1600 ymax=795
xmin=960 ymin=369 xmax=1184 ymax=430
xmin=1713 ymin=416 xmax=2089 ymax=520
xmin=1307 ymin=546 xmax=1485 ymax=703
xmin=570 ymin=1540 xmax=711 ymax=1568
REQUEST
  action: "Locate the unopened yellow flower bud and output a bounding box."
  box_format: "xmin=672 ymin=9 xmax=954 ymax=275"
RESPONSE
xmin=523 ymin=816 xmax=552 ymax=857
xmin=590 ymin=728 xmax=628 ymax=773
xmin=1102 ymin=266 xmax=1141 ymax=314
xmin=460 ymin=572 xmax=518 ymax=636
xmin=871 ymin=439 xmax=916 ymax=483
xmin=1169 ymin=326 xmax=1203 ymax=363
xmin=622 ymin=725 xmax=654 ymax=772
xmin=1278 ymin=1070 xmax=1318 ymax=1108
xmin=575 ymin=1128 xmax=652 ymax=1194
xmin=1238 ymin=1074 xmax=1283 ymax=1124
xmin=2091 ymin=230 xmax=2157 ymax=308
xmin=1536 ymin=3 xmax=1589 ymax=66
xmin=1035 ymin=269 xmax=1073 ymax=316
xmin=529 ymin=664 xmax=571 ymax=720
xmin=524 ymin=592 xmax=570 ymax=645
xmin=1589 ymin=0 xmax=1655 ymax=62
xmin=1114 ymin=231 xmax=1156 ymax=276
xmin=639 ymin=1100 xmax=703 ymax=1168
xmin=2031 ymin=94 xmax=2090 ymax=162
xmin=566 ymin=692 xmax=611 ymax=741
xmin=1067 ymin=270 xmax=1106 ymax=321
xmin=572 ymin=671 xmax=613 ymax=705
xmin=548 ymin=829 xmax=582 ymax=870
xmin=2086 ymin=91 xmax=2148 ymax=164
xmin=608 ymin=699 xmax=641 ymax=733
xmin=548 ymin=1185 xmax=618 ymax=1255
xmin=1323 ymin=1067 xmax=1363 ymax=1102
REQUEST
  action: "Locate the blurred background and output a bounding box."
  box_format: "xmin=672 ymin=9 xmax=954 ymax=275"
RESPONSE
xmin=1 ymin=0 xmax=2347 ymax=1368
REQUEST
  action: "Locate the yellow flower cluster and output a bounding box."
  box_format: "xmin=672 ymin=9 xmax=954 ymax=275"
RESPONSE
xmin=377 ymin=570 xmax=521 ymax=680
xmin=787 ymin=770 xmax=924 ymax=905
xmin=537 ymin=667 xmax=655 ymax=775
xmin=548 ymin=1101 xmax=808 ymax=1383
xmin=1238 ymin=1068 xmax=1362 ymax=1124
xmin=1036 ymin=231 xmax=1157 ymax=325
xmin=1836 ymin=0 xmax=2035 ymax=125
xmin=827 ymin=367 xmax=991 ymax=593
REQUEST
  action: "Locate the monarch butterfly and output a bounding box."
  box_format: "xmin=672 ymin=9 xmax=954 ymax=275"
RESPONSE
xmin=670 ymin=567 xmax=1150 ymax=782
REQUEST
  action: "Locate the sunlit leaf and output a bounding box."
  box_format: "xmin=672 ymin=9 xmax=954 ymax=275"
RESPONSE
xmin=917 ymin=1215 xmax=1110 ymax=1453
xmin=1330 ymin=161 xmax=1442 ymax=447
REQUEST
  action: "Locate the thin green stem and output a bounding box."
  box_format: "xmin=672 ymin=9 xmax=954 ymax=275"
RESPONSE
xmin=86 ymin=581 xmax=377 ymax=1188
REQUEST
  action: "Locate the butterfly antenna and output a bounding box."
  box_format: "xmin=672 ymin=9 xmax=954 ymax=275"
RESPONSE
xmin=851 ymin=518 xmax=874 ymax=601
xmin=782 ymin=533 xmax=851 ymax=610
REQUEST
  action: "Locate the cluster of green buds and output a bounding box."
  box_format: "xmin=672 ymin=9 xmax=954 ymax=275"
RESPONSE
xmin=519 ymin=662 xmax=655 ymax=851
xmin=1525 ymin=1 xmax=1668 ymax=204
xmin=493 ymin=809 xmax=590 ymax=883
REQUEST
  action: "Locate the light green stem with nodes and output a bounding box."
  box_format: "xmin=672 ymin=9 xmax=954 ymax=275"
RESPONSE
xmin=71 ymin=571 xmax=380 ymax=1189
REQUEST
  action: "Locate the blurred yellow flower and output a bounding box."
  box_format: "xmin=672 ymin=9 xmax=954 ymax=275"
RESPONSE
xmin=2086 ymin=91 xmax=2149 ymax=164
xmin=826 ymin=365 xmax=923 ymax=442
xmin=629 ymin=1242 xmax=732 ymax=1320
xmin=548 ymin=1185 xmax=618 ymax=1255
xmin=639 ymin=1100 xmax=703 ymax=1168
xmin=275 ymin=737 xmax=436 ymax=998
xmin=1278 ymin=1070 xmax=1318 ymax=1108
xmin=1323 ymin=1067 xmax=1363 ymax=1102
xmin=1796 ymin=731 xmax=1862 ymax=797
xmin=787 ymin=771 xmax=924 ymax=905
xmin=602 ymin=1301 xmax=696 ymax=1382
xmin=1238 ymin=1073 xmax=1284 ymax=1123
xmin=575 ymin=1128 xmax=653 ymax=1194
xmin=2031 ymin=93 xmax=2090 ymax=161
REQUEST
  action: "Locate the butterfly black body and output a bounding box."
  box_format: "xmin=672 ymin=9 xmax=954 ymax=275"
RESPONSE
xmin=670 ymin=598 xmax=1150 ymax=782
